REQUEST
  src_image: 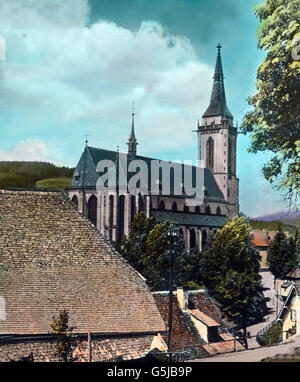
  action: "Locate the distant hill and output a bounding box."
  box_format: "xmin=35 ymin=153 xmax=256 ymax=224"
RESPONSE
xmin=0 ymin=161 xmax=74 ymax=190
xmin=254 ymin=210 xmax=300 ymax=222
xmin=249 ymin=219 xmax=298 ymax=233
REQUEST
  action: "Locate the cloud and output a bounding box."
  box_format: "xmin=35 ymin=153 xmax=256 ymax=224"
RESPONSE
xmin=0 ymin=139 xmax=54 ymax=162
xmin=0 ymin=0 xmax=213 ymax=158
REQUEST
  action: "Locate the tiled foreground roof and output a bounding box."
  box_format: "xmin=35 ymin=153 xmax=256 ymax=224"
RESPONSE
xmin=152 ymin=293 xmax=209 ymax=358
xmin=0 ymin=190 xmax=165 ymax=335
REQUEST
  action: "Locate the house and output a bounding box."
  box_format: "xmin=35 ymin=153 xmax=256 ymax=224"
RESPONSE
xmin=250 ymin=230 xmax=288 ymax=268
xmin=0 ymin=189 xmax=165 ymax=362
xmin=152 ymin=288 xmax=244 ymax=359
xmin=276 ymin=266 xmax=300 ymax=341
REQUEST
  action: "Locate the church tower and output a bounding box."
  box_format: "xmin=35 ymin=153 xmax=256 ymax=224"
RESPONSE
xmin=197 ymin=44 xmax=239 ymax=217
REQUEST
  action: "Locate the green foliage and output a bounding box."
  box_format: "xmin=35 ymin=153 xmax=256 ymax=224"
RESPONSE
xmin=199 ymin=216 xmax=268 ymax=329
xmin=119 ymin=213 xmax=202 ymax=291
xmin=242 ymin=0 xmax=300 ymax=203
xmin=0 ymin=161 xmax=73 ymax=189
xmin=50 ymin=309 xmax=76 ymax=362
xmin=36 ymin=177 xmax=72 ymax=190
xmin=257 ymin=322 xmax=282 ymax=346
xmin=267 ymin=227 xmax=298 ymax=278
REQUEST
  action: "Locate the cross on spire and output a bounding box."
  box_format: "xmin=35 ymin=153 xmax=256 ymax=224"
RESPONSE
xmin=84 ymin=132 xmax=89 ymax=147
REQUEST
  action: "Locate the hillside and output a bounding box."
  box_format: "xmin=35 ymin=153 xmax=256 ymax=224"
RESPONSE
xmin=0 ymin=161 xmax=74 ymax=190
xmin=249 ymin=219 xmax=298 ymax=233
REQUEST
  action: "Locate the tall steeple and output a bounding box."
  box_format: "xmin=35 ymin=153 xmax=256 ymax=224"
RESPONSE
xmin=127 ymin=102 xmax=138 ymax=157
xmin=203 ymin=44 xmax=233 ymax=120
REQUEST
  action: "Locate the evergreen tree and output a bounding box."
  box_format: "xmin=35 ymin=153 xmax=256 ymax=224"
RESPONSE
xmin=119 ymin=212 xmax=203 ymax=290
xmin=199 ymin=216 xmax=268 ymax=344
xmin=267 ymin=227 xmax=297 ymax=279
xmin=50 ymin=310 xmax=76 ymax=362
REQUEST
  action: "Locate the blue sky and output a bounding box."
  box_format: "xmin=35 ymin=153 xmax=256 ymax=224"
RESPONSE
xmin=0 ymin=0 xmax=288 ymax=217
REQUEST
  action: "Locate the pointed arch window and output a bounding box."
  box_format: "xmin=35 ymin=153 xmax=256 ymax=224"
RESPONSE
xmin=159 ymin=200 xmax=165 ymax=211
xmin=72 ymin=195 xmax=78 ymax=207
xmin=205 ymin=205 xmax=211 ymax=215
xmin=118 ymin=195 xmax=125 ymax=240
xmin=171 ymin=202 xmax=178 ymax=212
xmin=195 ymin=206 xmax=200 ymax=214
xmin=88 ymin=195 xmax=97 ymax=227
xmin=206 ymin=137 xmax=214 ymax=169
xmin=216 ymin=206 xmax=221 ymax=216
xmin=189 ymin=229 xmax=196 ymax=250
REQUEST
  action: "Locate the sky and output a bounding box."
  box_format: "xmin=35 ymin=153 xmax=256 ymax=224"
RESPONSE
xmin=0 ymin=0 xmax=289 ymax=217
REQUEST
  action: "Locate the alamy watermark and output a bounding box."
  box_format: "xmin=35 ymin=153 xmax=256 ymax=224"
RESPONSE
xmin=0 ymin=36 xmax=6 ymax=61
xmin=95 ymin=153 xmax=205 ymax=207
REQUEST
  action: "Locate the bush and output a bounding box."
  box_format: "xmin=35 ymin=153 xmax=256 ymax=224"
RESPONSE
xmin=257 ymin=323 xmax=282 ymax=346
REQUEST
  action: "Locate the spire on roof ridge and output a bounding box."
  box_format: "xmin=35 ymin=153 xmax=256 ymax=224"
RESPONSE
xmin=127 ymin=102 xmax=138 ymax=157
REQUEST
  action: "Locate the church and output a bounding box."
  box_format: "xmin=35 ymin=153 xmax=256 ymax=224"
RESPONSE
xmin=68 ymin=45 xmax=239 ymax=252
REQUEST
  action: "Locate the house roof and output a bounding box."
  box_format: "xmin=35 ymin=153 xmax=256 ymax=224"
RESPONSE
xmin=70 ymin=146 xmax=225 ymax=202
xmin=152 ymin=292 xmax=208 ymax=357
xmin=0 ymin=189 xmax=165 ymax=335
xmin=250 ymin=231 xmax=278 ymax=247
xmin=188 ymin=309 xmax=220 ymax=327
xmin=188 ymin=290 xmax=223 ymax=325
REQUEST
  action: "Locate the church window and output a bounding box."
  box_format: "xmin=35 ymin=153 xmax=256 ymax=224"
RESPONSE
xmin=118 ymin=195 xmax=125 ymax=240
xmin=216 ymin=206 xmax=221 ymax=215
xmin=195 ymin=206 xmax=200 ymax=214
xmin=184 ymin=205 xmax=189 ymax=213
xmin=138 ymin=193 xmax=144 ymax=212
xmin=72 ymin=195 xmax=78 ymax=207
xmin=206 ymin=137 xmax=214 ymax=169
xmin=202 ymin=230 xmax=208 ymax=249
xmin=159 ymin=200 xmax=165 ymax=211
xmin=109 ymin=195 xmax=114 ymax=241
xmin=130 ymin=195 xmax=136 ymax=222
xmin=205 ymin=205 xmax=211 ymax=215
xmin=88 ymin=195 xmax=97 ymax=227
xmin=171 ymin=202 xmax=178 ymax=212
xmin=189 ymin=229 xmax=196 ymax=250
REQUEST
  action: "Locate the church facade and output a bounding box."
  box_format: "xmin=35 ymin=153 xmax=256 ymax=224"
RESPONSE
xmin=68 ymin=45 xmax=239 ymax=252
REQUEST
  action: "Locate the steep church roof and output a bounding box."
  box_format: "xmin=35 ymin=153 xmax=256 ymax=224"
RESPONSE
xmin=0 ymin=189 xmax=165 ymax=335
xmin=71 ymin=146 xmax=226 ymax=202
xmin=203 ymin=44 xmax=233 ymax=120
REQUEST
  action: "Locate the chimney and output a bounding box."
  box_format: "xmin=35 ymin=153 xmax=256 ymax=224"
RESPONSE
xmin=177 ymin=287 xmax=189 ymax=311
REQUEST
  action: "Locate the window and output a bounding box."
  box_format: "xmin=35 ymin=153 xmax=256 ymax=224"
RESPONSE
xmin=195 ymin=206 xmax=200 ymax=214
xmin=131 ymin=195 xmax=136 ymax=222
xmin=291 ymin=310 xmax=297 ymax=322
xmin=202 ymin=230 xmax=207 ymax=249
xmin=189 ymin=229 xmax=196 ymax=250
xmin=184 ymin=205 xmax=189 ymax=213
xmin=118 ymin=195 xmax=125 ymax=240
xmin=71 ymin=195 xmax=78 ymax=207
xmin=216 ymin=206 xmax=221 ymax=216
xmin=159 ymin=200 xmax=165 ymax=211
xmin=88 ymin=195 xmax=97 ymax=227
xmin=172 ymin=202 xmax=178 ymax=212
xmin=206 ymin=137 xmax=214 ymax=169
xmin=205 ymin=205 xmax=211 ymax=215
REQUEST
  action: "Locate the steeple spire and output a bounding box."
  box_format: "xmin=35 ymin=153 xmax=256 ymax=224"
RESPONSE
xmin=127 ymin=102 xmax=138 ymax=157
xmin=203 ymin=43 xmax=233 ymax=120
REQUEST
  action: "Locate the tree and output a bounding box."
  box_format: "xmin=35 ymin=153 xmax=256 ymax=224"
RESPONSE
xmin=242 ymin=0 xmax=300 ymax=204
xmin=199 ymin=216 xmax=269 ymax=345
xmin=50 ymin=309 xmax=76 ymax=362
xmin=119 ymin=212 xmax=203 ymax=290
xmin=267 ymin=227 xmax=297 ymax=279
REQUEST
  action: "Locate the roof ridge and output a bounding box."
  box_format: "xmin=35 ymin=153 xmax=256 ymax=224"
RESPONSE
xmin=0 ymin=189 xmax=63 ymax=195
